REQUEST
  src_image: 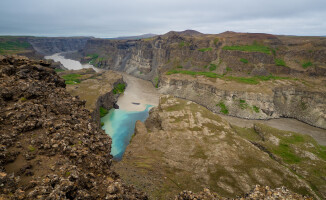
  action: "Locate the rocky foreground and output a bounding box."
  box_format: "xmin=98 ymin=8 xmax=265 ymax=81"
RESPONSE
xmin=0 ymin=56 xmax=319 ymax=200
xmin=0 ymin=56 xmax=146 ymax=199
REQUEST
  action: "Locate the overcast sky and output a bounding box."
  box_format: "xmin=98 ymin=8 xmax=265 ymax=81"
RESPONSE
xmin=0 ymin=0 xmax=325 ymax=37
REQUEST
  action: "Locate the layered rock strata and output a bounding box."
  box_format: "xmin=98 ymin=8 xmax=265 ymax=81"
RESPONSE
xmin=159 ymin=74 xmax=326 ymax=129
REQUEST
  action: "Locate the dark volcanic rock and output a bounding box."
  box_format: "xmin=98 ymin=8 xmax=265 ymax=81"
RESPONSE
xmin=0 ymin=55 xmax=146 ymax=199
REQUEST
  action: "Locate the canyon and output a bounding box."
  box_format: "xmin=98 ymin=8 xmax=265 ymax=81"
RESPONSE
xmin=0 ymin=30 xmax=325 ymax=199
xmin=23 ymin=30 xmax=325 ymax=128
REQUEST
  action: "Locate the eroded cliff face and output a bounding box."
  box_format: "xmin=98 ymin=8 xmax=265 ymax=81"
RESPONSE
xmin=58 ymin=68 xmax=125 ymax=127
xmin=0 ymin=56 xmax=146 ymax=199
xmin=78 ymin=31 xmax=326 ymax=82
xmin=28 ymin=37 xmax=92 ymax=55
xmin=159 ymin=74 xmax=326 ymax=129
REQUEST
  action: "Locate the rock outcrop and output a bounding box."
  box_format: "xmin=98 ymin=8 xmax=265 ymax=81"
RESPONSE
xmin=114 ymin=95 xmax=324 ymax=199
xmin=159 ymin=74 xmax=326 ymax=129
xmin=28 ymin=37 xmax=92 ymax=55
xmin=57 ymin=68 xmax=125 ymax=127
xmin=77 ymin=31 xmax=326 ymax=82
xmin=0 ymin=55 xmax=146 ymax=199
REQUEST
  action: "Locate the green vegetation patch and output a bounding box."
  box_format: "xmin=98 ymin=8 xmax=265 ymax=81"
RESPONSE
xmin=233 ymin=123 xmax=326 ymax=197
xmin=0 ymin=39 xmax=31 ymax=54
xmin=273 ymin=143 xmax=301 ymax=163
xmin=226 ymin=75 xmax=290 ymax=85
xmin=20 ymin=97 xmax=27 ymax=102
xmin=65 ymin=171 xmax=71 ymax=177
xmin=54 ymin=68 xmax=65 ymax=73
xmin=252 ymin=105 xmax=260 ymax=113
xmin=166 ymin=69 xmax=290 ymax=85
xmin=154 ymin=76 xmax=159 ymax=88
xmin=62 ymin=73 xmax=81 ymax=85
xmin=239 ymin=99 xmax=249 ymax=109
xmin=86 ymin=53 xmax=105 ymax=67
xmin=198 ymin=47 xmax=212 ymax=52
xmin=213 ymin=38 xmax=219 ymax=45
xmin=217 ymin=101 xmax=229 ymax=114
xmin=99 ymin=107 xmax=108 ymax=117
xmin=302 ymin=61 xmax=313 ymax=69
xmin=113 ymin=83 xmax=126 ymax=94
xmin=208 ymin=64 xmax=217 ymax=71
xmin=166 ymin=69 xmax=223 ymax=78
xmin=240 ymin=58 xmax=249 ymax=64
xmin=87 ymin=53 xmax=99 ymax=64
xmin=275 ymin=58 xmax=287 ymax=67
xmin=28 ymin=145 xmax=36 ymax=152
xmin=225 ymin=67 xmax=232 ymax=74
xmin=222 ymin=44 xmax=271 ymax=54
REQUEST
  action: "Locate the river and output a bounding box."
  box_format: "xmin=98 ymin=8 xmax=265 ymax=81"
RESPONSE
xmin=45 ymin=52 xmax=100 ymax=71
xmin=45 ymin=53 xmax=326 ymax=158
xmin=101 ymin=74 xmax=159 ymax=160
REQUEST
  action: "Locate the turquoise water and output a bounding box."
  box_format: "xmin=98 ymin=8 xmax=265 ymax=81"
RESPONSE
xmin=101 ymin=105 xmax=152 ymax=160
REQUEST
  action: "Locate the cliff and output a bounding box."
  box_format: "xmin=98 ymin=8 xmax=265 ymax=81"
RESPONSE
xmin=75 ymin=32 xmax=326 ymax=127
xmin=78 ymin=31 xmax=326 ymax=82
xmin=27 ymin=37 xmax=92 ymax=55
xmin=159 ymin=73 xmax=326 ymax=129
xmin=0 ymin=55 xmax=146 ymax=199
xmin=57 ymin=68 xmax=125 ymax=127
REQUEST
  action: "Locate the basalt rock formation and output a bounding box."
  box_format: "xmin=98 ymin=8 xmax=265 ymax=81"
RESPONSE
xmin=78 ymin=31 xmax=326 ymax=81
xmin=74 ymin=31 xmax=326 ymax=128
xmin=57 ymin=68 xmax=125 ymax=127
xmin=159 ymin=73 xmax=326 ymax=129
xmin=0 ymin=55 xmax=146 ymax=199
xmin=27 ymin=37 xmax=92 ymax=55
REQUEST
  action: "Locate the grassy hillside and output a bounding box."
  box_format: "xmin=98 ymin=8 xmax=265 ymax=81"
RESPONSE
xmin=0 ymin=36 xmax=32 ymax=54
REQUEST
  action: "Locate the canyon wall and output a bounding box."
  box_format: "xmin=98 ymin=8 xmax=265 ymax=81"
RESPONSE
xmin=90 ymin=79 xmax=125 ymax=127
xmin=28 ymin=37 xmax=92 ymax=55
xmin=159 ymin=75 xmax=326 ymax=129
xmin=78 ymin=31 xmax=326 ymax=81
xmin=59 ymin=69 xmax=125 ymax=127
xmin=75 ymin=31 xmax=326 ymax=128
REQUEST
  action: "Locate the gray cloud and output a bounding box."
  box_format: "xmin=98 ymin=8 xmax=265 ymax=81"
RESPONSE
xmin=0 ymin=0 xmax=325 ymax=37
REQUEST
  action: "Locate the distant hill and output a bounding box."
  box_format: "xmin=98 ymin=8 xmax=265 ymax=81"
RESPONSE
xmin=107 ymin=33 xmax=157 ymax=40
xmin=164 ymin=29 xmax=203 ymax=36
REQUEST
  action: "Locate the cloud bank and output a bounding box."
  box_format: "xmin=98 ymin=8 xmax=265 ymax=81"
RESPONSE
xmin=0 ymin=0 xmax=325 ymax=37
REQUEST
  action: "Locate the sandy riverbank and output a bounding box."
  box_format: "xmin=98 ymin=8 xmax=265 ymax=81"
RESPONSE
xmin=117 ymin=73 xmax=159 ymax=111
